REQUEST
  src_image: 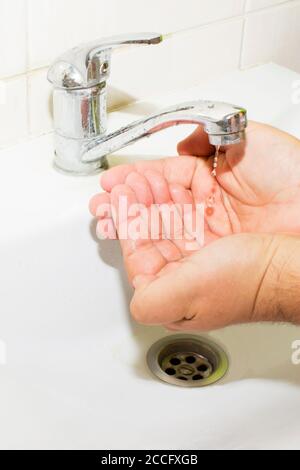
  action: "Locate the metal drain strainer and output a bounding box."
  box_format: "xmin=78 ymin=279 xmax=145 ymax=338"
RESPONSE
xmin=147 ymin=335 xmax=229 ymax=387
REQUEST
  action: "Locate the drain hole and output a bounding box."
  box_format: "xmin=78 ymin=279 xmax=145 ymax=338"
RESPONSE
xmin=185 ymin=356 xmax=196 ymax=364
xmin=170 ymin=357 xmax=181 ymax=366
xmin=197 ymin=364 xmax=208 ymax=373
xmin=193 ymin=375 xmax=204 ymax=381
xmin=165 ymin=368 xmax=176 ymax=376
xmin=147 ymin=335 xmax=229 ymax=387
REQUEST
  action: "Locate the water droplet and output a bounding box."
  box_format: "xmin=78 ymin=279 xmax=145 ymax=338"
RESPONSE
xmin=206 ymin=207 xmax=214 ymax=216
xmin=211 ymin=145 xmax=220 ymax=177
xmin=207 ymin=195 xmax=215 ymax=207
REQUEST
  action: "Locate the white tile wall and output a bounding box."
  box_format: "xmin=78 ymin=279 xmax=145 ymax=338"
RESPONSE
xmin=0 ymin=0 xmax=27 ymax=78
xmin=110 ymin=19 xmax=244 ymax=103
xmin=27 ymin=68 xmax=53 ymax=136
xmin=242 ymin=1 xmax=300 ymax=71
xmin=27 ymin=0 xmax=118 ymax=69
xmin=114 ymin=0 xmax=244 ymax=34
xmin=246 ymin=0 xmax=288 ymax=12
xmin=0 ymin=0 xmax=300 ymax=148
xmin=27 ymin=0 xmax=244 ymax=69
xmin=0 ymin=77 xmax=28 ymax=148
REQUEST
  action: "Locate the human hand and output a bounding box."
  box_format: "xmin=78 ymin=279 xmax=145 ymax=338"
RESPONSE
xmin=91 ymin=121 xmax=300 ymax=244
xmin=89 ymin=122 xmax=300 ymax=330
xmin=177 ymin=121 xmax=300 ymax=235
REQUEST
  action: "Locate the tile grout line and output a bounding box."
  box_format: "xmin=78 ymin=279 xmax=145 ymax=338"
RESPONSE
xmin=238 ymin=0 xmax=248 ymax=69
xmin=0 ymin=14 xmax=253 ymax=82
xmin=244 ymin=0 xmax=295 ymax=14
xmin=3 ymin=0 xmax=300 ymax=83
xmin=1 ymin=0 xmax=300 ymax=83
xmin=25 ymin=0 xmax=30 ymax=137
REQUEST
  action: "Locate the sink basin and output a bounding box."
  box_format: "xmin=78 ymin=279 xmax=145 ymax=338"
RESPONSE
xmin=1 ymin=64 xmax=300 ymax=450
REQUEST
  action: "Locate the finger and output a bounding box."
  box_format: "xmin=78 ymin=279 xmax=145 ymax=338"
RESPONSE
xmin=130 ymin=260 xmax=198 ymax=325
xmin=169 ymin=183 xmax=194 ymax=207
xmin=89 ymin=192 xmax=111 ymax=216
xmin=142 ymin=171 xmax=186 ymax=249
xmin=110 ymin=184 xmax=167 ymax=282
xmin=155 ymin=241 xmax=182 ymax=263
xmin=100 ymin=157 xmax=197 ymax=192
xmin=96 ymin=218 xmax=117 ymax=240
xmin=168 ymin=183 xmax=204 ymax=253
xmin=132 ymin=274 xmax=156 ymax=289
xmin=110 ymin=184 xmax=140 ymax=232
xmin=125 ymin=171 xmax=154 ymax=207
xmin=132 ymin=260 xmax=181 ymax=290
xmin=126 ymin=245 xmax=168 ymax=283
xmin=144 ymin=170 xmax=171 ymax=204
xmin=101 ymin=163 xmax=163 ymax=192
xmin=177 ymin=125 xmax=215 ymax=157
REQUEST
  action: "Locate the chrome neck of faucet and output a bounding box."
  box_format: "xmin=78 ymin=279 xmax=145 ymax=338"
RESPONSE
xmin=82 ymin=101 xmax=247 ymax=164
xmin=48 ymin=33 xmax=247 ymax=176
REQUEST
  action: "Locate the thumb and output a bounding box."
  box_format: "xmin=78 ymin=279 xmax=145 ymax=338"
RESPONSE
xmin=177 ymin=125 xmax=215 ymax=157
xmin=132 ymin=274 xmax=156 ymax=289
xmin=130 ymin=262 xmax=198 ymax=325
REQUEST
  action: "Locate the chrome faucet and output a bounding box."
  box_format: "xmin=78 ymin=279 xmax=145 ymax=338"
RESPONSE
xmin=48 ymin=33 xmax=247 ymax=176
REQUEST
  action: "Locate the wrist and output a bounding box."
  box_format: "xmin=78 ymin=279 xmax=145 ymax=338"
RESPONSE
xmin=256 ymin=235 xmax=300 ymax=324
xmin=273 ymin=236 xmax=300 ymax=324
xmin=250 ymin=235 xmax=282 ymax=322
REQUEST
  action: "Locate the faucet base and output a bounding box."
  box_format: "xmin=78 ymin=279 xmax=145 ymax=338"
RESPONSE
xmin=54 ymin=156 xmax=108 ymax=176
xmin=53 ymin=134 xmax=109 ymax=175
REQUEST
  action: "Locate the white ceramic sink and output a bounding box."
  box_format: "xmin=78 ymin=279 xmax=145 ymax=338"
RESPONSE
xmin=1 ymin=64 xmax=300 ymax=450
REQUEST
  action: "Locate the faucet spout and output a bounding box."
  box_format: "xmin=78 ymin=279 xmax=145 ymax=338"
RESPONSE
xmin=48 ymin=34 xmax=248 ymax=175
xmin=82 ymin=100 xmax=247 ymax=164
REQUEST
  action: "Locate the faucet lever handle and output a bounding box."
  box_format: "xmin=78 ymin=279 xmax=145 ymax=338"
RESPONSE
xmin=48 ymin=32 xmax=162 ymax=89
